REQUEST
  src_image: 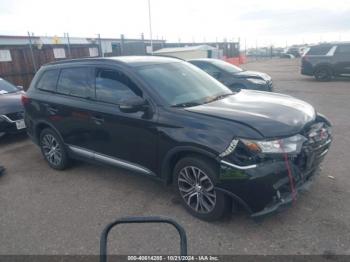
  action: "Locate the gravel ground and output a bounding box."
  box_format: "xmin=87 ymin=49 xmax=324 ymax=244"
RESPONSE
xmin=1 ymin=58 xmax=350 ymax=256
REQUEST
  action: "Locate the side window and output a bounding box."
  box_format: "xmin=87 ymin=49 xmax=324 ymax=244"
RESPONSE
xmin=57 ymin=67 xmax=94 ymax=98
xmin=95 ymin=68 xmax=142 ymax=104
xmin=306 ymin=46 xmax=332 ymax=55
xmin=335 ymin=45 xmax=350 ymax=55
xmin=196 ymin=62 xmax=221 ymax=77
xmin=36 ymin=69 xmax=59 ymax=91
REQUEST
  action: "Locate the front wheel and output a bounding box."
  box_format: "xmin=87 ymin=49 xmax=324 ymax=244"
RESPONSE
xmin=174 ymin=156 xmax=231 ymax=221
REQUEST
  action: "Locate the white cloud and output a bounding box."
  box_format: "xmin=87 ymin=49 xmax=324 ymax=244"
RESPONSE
xmin=0 ymin=0 xmax=349 ymax=47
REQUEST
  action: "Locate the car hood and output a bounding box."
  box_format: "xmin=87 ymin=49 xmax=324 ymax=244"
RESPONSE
xmin=234 ymin=70 xmax=271 ymax=81
xmin=0 ymin=92 xmax=24 ymax=115
xmin=185 ymin=90 xmax=316 ymax=138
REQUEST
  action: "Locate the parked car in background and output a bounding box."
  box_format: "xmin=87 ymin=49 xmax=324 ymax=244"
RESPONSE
xmin=301 ymin=42 xmax=350 ymax=81
xmin=0 ymin=78 xmax=25 ymax=137
xmin=188 ymin=58 xmax=273 ymax=92
xmin=24 ymin=56 xmax=332 ymax=221
xmin=280 ymin=53 xmax=295 ymax=59
xmin=286 ymin=47 xmax=301 ymax=58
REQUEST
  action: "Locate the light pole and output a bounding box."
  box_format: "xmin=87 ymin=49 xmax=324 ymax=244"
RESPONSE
xmin=148 ymin=0 xmax=154 ymax=55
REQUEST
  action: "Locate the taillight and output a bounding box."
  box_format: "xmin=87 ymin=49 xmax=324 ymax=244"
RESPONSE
xmin=21 ymin=94 xmax=30 ymax=106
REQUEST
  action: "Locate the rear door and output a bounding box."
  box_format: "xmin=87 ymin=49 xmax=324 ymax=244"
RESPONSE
xmin=333 ymin=45 xmax=350 ymax=74
xmin=88 ymin=66 xmax=158 ymax=173
xmin=52 ymin=66 xmax=98 ymax=151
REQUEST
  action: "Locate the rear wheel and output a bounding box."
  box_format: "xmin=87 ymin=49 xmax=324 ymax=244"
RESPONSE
xmin=174 ymin=156 xmax=231 ymax=221
xmin=314 ymin=67 xmax=332 ymax=81
xmin=39 ymin=128 xmax=69 ymax=170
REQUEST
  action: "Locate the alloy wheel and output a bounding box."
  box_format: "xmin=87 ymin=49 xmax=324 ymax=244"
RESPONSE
xmin=178 ymin=166 xmax=216 ymax=214
xmin=41 ymin=134 xmax=62 ymax=166
xmin=315 ymin=68 xmax=331 ymax=81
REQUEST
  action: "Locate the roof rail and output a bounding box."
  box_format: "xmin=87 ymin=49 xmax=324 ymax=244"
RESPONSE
xmin=46 ymin=57 xmax=107 ymax=66
xmin=151 ymin=54 xmax=186 ymax=61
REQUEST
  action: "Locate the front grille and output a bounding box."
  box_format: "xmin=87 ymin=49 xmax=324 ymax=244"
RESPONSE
xmin=5 ymin=111 xmax=24 ymax=121
xmin=295 ymin=122 xmax=331 ymax=172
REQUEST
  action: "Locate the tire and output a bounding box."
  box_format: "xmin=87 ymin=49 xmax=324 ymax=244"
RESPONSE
xmin=39 ymin=128 xmax=69 ymax=170
xmin=314 ymin=67 xmax=332 ymax=81
xmin=173 ymin=156 xmax=231 ymax=221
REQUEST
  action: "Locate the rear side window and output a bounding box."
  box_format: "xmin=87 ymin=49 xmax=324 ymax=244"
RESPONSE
xmin=336 ymin=45 xmax=350 ymax=54
xmin=95 ymin=68 xmax=142 ymax=104
xmin=57 ymin=67 xmax=94 ymax=98
xmin=306 ymin=46 xmax=332 ymax=55
xmin=36 ymin=69 xmax=59 ymax=91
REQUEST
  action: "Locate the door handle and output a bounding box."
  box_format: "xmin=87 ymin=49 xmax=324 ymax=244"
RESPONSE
xmin=91 ymin=116 xmax=105 ymax=125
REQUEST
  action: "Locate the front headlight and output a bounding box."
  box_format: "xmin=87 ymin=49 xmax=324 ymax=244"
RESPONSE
xmin=220 ymin=134 xmax=307 ymax=158
xmin=241 ymin=134 xmax=307 ymax=154
xmin=246 ymin=78 xmax=267 ymax=85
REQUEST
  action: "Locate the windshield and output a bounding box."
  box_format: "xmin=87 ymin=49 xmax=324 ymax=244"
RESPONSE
xmin=136 ymin=62 xmax=232 ymax=107
xmin=0 ymin=78 xmax=19 ymax=94
xmin=211 ymin=59 xmax=243 ymax=73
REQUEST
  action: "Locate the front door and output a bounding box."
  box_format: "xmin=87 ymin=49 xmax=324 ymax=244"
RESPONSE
xmin=88 ymin=67 xmax=158 ymax=174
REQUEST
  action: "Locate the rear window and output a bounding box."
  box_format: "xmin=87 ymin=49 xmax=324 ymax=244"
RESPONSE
xmin=36 ymin=69 xmax=59 ymax=92
xmin=0 ymin=78 xmax=19 ymax=94
xmin=306 ymin=46 xmax=332 ymax=55
xmin=57 ymin=67 xmax=94 ymax=98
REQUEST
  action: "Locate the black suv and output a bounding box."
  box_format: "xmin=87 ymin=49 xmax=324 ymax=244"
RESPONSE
xmin=189 ymin=58 xmax=273 ymax=92
xmin=301 ymin=43 xmax=350 ymax=81
xmin=24 ymin=56 xmax=332 ymax=221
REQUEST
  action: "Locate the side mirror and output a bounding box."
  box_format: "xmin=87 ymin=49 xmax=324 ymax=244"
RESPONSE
xmin=17 ymin=85 xmax=24 ymax=90
xmin=119 ymin=97 xmax=147 ymax=113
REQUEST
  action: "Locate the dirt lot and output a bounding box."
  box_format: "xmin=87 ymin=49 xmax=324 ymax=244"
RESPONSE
xmin=1 ymin=59 xmax=350 ymax=256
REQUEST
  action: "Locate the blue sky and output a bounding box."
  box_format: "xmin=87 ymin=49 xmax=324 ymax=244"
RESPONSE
xmin=0 ymin=0 xmax=349 ymax=47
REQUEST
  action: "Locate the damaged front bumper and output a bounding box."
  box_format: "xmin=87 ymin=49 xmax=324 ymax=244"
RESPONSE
xmin=249 ymin=172 xmax=315 ymax=218
xmin=216 ymin=137 xmax=332 ymax=218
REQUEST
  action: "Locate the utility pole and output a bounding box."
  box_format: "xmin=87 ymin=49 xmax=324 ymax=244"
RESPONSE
xmin=27 ymin=31 xmax=37 ymax=73
xmin=97 ymin=34 xmax=103 ymax=57
xmin=65 ymin=32 xmax=72 ymax=58
xmin=148 ymin=0 xmax=154 ymax=55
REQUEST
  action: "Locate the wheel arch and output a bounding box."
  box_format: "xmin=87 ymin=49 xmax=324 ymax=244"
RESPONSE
xmin=34 ymin=121 xmax=64 ymax=144
xmin=313 ymin=63 xmax=334 ymax=74
xmin=161 ymin=146 xmax=219 ymax=185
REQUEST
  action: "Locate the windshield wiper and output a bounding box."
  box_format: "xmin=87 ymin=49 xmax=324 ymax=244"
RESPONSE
xmin=205 ymin=93 xmax=233 ymax=103
xmin=173 ymin=93 xmax=233 ymax=108
xmin=172 ymin=101 xmax=201 ymax=108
